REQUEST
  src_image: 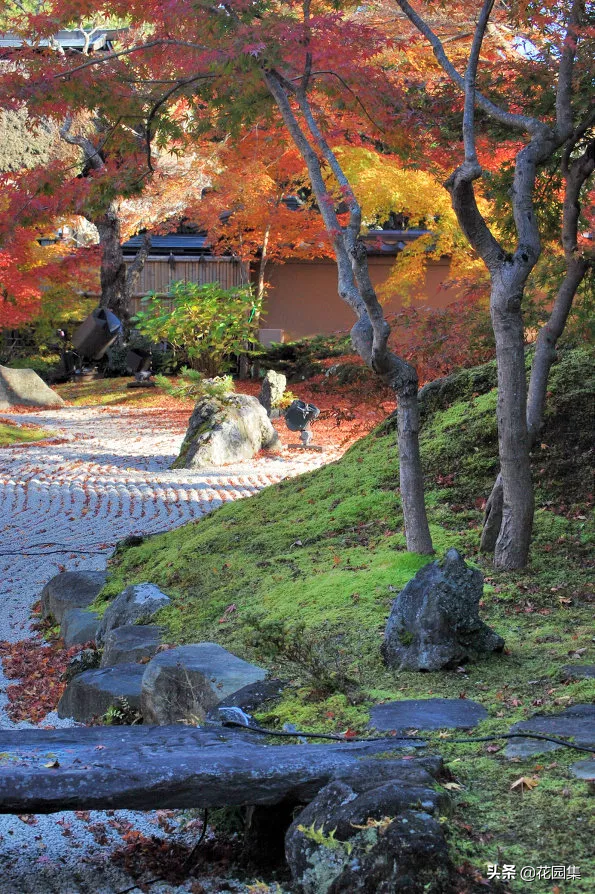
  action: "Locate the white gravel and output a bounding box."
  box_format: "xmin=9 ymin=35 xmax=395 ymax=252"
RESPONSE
xmin=0 ymin=403 xmax=332 ymax=892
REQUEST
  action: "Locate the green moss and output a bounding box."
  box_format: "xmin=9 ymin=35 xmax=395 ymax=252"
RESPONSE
xmin=0 ymin=422 xmax=53 ymax=447
xmin=99 ymin=347 xmax=594 ymax=884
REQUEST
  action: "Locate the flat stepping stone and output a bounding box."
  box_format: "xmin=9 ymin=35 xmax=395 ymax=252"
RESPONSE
xmin=369 ymin=698 xmax=488 ymax=733
xmin=570 ymin=759 xmax=595 ymax=781
xmin=505 ymin=704 xmax=595 ymax=759
xmin=561 ymin=665 xmax=595 ymax=680
xmin=57 ymin=663 xmax=145 ymax=723
xmin=100 ymin=624 xmax=162 ymax=667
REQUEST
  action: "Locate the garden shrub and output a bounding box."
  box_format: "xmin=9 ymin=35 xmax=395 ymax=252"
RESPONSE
xmin=133 ymin=281 xmax=262 ymax=376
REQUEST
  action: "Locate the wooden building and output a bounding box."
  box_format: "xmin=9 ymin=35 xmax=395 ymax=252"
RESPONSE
xmin=123 ymin=231 xmax=458 ymax=345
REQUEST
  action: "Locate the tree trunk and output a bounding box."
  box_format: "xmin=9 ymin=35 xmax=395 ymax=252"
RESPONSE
xmin=263 ymin=71 xmax=433 ymax=554
xmin=95 ymin=201 xmax=129 ymax=331
xmin=397 ymin=380 xmax=434 ymax=554
xmin=481 ymin=255 xmax=590 ymax=554
xmin=490 ymin=284 xmax=534 ymax=570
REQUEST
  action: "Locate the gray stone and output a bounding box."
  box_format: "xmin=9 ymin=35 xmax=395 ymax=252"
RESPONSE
xmin=41 ymin=571 xmax=108 ymax=624
xmin=561 ymin=665 xmax=595 ymax=680
xmin=100 ymin=624 xmax=162 ymax=667
xmin=96 ymin=583 xmax=171 ymax=644
xmin=57 ymin=663 xmax=145 ymax=723
xmin=286 ymin=770 xmax=452 ymax=894
xmin=141 ymin=642 xmax=266 ymax=725
xmin=207 ymin=678 xmax=287 ymax=720
xmin=259 ymin=369 xmax=286 ymax=415
xmin=0 ymin=727 xmax=432 ymax=813
xmin=60 ymin=608 xmax=101 ymax=647
xmin=382 ymin=548 xmax=504 ymax=671
xmin=370 ymin=697 xmax=488 ymax=733
xmin=505 ymin=704 xmax=595 ymax=758
xmin=62 ymin=648 xmax=101 ymax=684
xmin=0 ymin=364 xmax=65 ymax=410
xmin=570 ymin=760 xmax=595 ymax=786
xmin=172 ymin=393 xmax=279 ymax=469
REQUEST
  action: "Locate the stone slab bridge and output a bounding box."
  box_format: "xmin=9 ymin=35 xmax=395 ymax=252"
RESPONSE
xmin=0 ymin=725 xmax=430 ymax=814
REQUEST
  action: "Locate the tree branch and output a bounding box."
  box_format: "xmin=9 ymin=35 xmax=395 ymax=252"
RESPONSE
xmin=556 ymin=0 xmax=584 ymax=138
xmin=394 ymin=0 xmax=547 ymax=135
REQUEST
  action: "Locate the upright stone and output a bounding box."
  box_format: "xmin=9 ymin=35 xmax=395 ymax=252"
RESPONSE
xmin=172 ymin=394 xmax=279 ymax=469
xmin=100 ymin=624 xmax=162 ymax=667
xmin=141 ymin=642 xmax=266 ymax=724
xmin=0 ymin=364 xmax=65 ymax=410
xmin=382 ymin=549 xmax=504 ymax=671
xmin=60 ymin=608 xmax=101 ymax=647
xmin=259 ymin=369 xmax=286 ymax=415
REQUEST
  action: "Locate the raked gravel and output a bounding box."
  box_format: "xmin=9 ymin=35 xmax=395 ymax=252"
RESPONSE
xmin=0 ymin=403 xmax=333 ymax=893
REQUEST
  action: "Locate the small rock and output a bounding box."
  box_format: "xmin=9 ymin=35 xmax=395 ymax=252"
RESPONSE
xmin=382 ymin=548 xmax=504 ymax=671
xmin=206 ymin=678 xmax=286 ymax=720
xmin=60 ymin=608 xmax=101 ymax=647
xmin=62 ymin=648 xmax=101 ymax=683
xmin=41 ymin=571 xmax=107 ymax=624
xmin=0 ymin=364 xmax=65 ymax=410
xmin=172 ymin=393 xmax=279 ymax=469
xmin=100 ymin=624 xmax=163 ymax=667
xmin=96 ymin=583 xmax=171 ymax=644
xmin=259 ymin=369 xmax=286 ymax=415
xmin=141 ymin=643 xmax=266 ymax=725
xmin=57 ymin=664 xmax=145 ymax=723
xmin=370 ymin=697 xmax=488 ymax=733
xmin=505 ymin=704 xmax=595 ymax=758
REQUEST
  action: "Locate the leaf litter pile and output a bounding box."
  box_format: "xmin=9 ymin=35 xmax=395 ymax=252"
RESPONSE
xmin=0 ymin=625 xmax=91 ymax=723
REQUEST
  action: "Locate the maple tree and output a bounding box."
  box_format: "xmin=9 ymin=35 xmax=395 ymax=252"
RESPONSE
xmin=2 ymin=2 xmax=591 ymax=562
xmin=394 ymin=0 xmax=594 ymax=568
xmin=0 ymin=1 xmax=437 ymax=552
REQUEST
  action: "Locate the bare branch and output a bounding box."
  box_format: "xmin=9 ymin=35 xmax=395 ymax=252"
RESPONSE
xmin=144 ymin=73 xmax=217 ymax=173
xmin=556 ymin=0 xmax=584 ymax=138
xmin=462 ymin=0 xmax=495 ymax=165
xmin=53 ymin=40 xmax=216 ymax=80
xmin=394 ymin=0 xmax=546 ymax=135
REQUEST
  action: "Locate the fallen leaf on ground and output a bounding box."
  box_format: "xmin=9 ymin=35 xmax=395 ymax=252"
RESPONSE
xmin=510 ymin=776 xmax=539 ymax=792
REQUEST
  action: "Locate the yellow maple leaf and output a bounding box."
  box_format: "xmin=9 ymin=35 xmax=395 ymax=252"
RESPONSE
xmin=510 ymin=776 xmax=539 ymax=792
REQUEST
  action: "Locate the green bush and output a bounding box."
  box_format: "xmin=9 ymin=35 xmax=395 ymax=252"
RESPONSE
xmin=133 ymin=281 xmax=262 ymax=377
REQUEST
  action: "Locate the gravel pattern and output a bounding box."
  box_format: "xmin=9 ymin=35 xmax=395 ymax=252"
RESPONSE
xmin=0 ymin=403 xmax=332 ymax=892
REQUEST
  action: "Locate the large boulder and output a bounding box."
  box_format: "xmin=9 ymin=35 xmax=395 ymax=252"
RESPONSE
xmin=41 ymin=571 xmax=107 ymax=624
xmin=285 ymin=760 xmax=452 ymax=894
xmin=57 ymin=663 xmax=145 ymax=722
xmin=100 ymin=624 xmax=163 ymax=668
xmin=96 ymin=583 xmax=171 ymax=645
xmin=141 ymin=642 xmax=266 ymax=724
xmin=0 ymin=364 xmax=65 ymax=410
xmin=382 ymin=549 xmax=504 ymax=671
xmin=172 ymin=393 xmax=279 ymax=469
xmin=60 ymin=608 xmax=101 ymax=647
xmin=259 ymin=369 xmax=287 ymax=415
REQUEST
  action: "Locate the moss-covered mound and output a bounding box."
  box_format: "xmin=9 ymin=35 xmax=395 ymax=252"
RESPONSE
xmin=100 ymin=347 xmax=594 ymax=889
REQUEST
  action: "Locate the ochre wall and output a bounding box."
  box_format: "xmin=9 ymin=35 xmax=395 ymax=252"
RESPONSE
xmin=260 ymin=257 xmax=458 ymax=340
